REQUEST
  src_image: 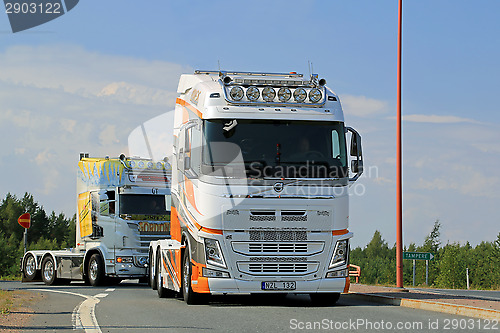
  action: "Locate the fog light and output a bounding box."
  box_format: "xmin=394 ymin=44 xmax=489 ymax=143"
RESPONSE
xmin=202 ymin=267 xmax=230 ymax=278
xmin=326 ymin=268 xmax=348 ymax=278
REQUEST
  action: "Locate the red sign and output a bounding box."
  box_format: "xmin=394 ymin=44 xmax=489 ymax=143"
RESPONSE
xmin=18 ymin=213 xmax=31 ymax=229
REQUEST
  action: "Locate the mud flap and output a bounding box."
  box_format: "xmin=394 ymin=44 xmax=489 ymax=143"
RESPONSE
xmin=158 ymin=240 xmax=182 ymax=292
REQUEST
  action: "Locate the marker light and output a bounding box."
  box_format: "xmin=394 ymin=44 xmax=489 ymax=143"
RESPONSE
xmin=147 ymin=162 xmax=153 ymax=169
xmin=262 ymin=87 xmax=276 ymax=102
xmin=230 ymin=86 xmax=244 ymax=101
xmin=293 ymin=87 xmax=307 ymax=102
xmin=277 ymin=87 xmax=291 ymax=102
xmin=309 ymin=88 xmax=322 ymax=103
xmin=246 ymin=86 xmax=260 ymax=101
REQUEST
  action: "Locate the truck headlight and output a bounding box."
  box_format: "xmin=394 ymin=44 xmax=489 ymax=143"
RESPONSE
xmin=309 ymin=88 xmax=322 ymax=103
xmin=262 ymin=87 xmax=276 ymax=102
xmin=278 ymin=87 xmax=291 ymax=102
xmin=329 ymin=239 xmax=348 ymax=268
xmin=230 ymin=86 xmax=244 ymax=101
xmin=246 ymin=86 xmax=260 ymax=101
xmin=204 ymin=238 xmax=226 ymax=268
xmin=293 ymin=87 xmax=307 ymax=102
xmin=134 ymin=256 xmax=149 ymax=268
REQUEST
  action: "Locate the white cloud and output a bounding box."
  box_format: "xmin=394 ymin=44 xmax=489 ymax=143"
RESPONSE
xmin=0 ymin=44 xmax=190 ymax=107
xmin=340 ymin=94 xmax=388 ymax=117
xmin=0 ymin=44 xmax=191 ymax=215
xmin=402 ymin=114 xmax=478 ymax=124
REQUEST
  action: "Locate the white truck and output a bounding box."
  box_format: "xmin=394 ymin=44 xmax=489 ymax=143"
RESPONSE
xmin=21 ymin=154 xmax=171 ymax=286
xmin=149 ymin=70 xmax=363 ymax=304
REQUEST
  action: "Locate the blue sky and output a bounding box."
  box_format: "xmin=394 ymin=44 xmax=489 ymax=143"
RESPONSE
xmin=0 ymin=0 xmax=499 ymax=248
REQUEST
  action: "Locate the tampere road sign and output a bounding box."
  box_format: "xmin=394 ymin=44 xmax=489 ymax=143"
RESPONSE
xmin=403 ymin=252 xmax=434 ymax=260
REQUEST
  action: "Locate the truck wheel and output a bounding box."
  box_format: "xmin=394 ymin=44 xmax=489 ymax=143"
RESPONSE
xmin=23 ymin=253 xmax=37 ymax=281
xmin=309 ymin=293 xmax=340 ymax=306
xmin=41 ymin=256 xmax=57 ymax=285
xmin=88 ymin=253 xmax=104 ymax=286
xmin=182 ymin=250 xmax=201 ymax=305
xmin=150 ymin=250 xmax=157 ymax=290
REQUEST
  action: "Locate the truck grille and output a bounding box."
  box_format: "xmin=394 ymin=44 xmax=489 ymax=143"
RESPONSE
xmin=237 ymin=261 xmax=319 ymax=275
xmin=249 ymin=230 xmax=307 ymax=241
xmin=249 ymin=243 xmax=307 ymax=253
xmin=232 ymin=241 xmax=324 ymax=255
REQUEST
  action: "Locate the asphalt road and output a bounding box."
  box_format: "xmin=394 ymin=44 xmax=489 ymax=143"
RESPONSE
xmin=1 ymin=281 xmax=497 ymax=333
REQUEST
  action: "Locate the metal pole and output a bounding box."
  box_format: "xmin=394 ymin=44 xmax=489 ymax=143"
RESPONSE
xmin=426 ymin=260 xmax=429 ymax=285
xmin=466 ymin=268 xmax=470 ymax=290
xmin=396 ymin=0 xmax=404 ymax=289
xmin=412 ymin=259 xmax=415 ymax=287
xmin=23 ymin=228 xmax=28 ymax=254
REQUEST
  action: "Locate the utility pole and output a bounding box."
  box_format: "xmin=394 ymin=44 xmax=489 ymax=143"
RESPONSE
xmin=396 ymin=0 xmax=405 ymax=289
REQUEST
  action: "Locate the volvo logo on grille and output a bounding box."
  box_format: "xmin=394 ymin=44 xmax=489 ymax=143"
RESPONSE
xmin=273 ymin=182 xmax=284 ymax=193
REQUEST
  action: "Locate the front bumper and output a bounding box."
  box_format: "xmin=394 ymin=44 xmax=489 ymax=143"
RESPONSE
xmin=206 ymin=276 xmax=349 ymax=294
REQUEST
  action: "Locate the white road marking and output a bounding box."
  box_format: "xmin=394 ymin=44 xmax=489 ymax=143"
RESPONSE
xmin=31 ymin=288 xmax=102 ymax=333
xmin=105 ymin=288 xmax=115 ymax=292
xmin=94 ymin=293 xmax=108 ymax=298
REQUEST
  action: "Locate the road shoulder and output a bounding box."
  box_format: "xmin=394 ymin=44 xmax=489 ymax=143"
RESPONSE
xmin=0 ymin=289 xmax=44 ymax=332
xmin=349 ymin=284 xmax=500 ymax=320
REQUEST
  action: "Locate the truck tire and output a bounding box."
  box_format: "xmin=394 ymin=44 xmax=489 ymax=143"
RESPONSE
xmin=181 ymin=250 xmax=201 ymax=305
xmin=309 ymin=292 xmax=340 ymax=306
xmin=23 ymin=253 xmax=38 ymax=281
xmin=150 ymin=250 xmax=157 ymax=290
xmin=88 ymin=253 xmax=104 ymax=286
xmin=41 ymin=256 xmax=57 ymax=285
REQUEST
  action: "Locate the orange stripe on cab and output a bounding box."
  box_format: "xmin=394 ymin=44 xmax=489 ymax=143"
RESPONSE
xmin=176 ymin=98 xmax=203 ymax=119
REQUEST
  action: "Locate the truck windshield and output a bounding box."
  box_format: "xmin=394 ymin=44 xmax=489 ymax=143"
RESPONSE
xmin=119 ymin=194 xmax=169 ymax=216
xmin=202 ymin=119 xmax=348 ymax=178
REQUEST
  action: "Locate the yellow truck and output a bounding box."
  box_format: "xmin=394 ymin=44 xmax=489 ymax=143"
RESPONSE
xmin=21 ymin=154 xmax=171 ymax=286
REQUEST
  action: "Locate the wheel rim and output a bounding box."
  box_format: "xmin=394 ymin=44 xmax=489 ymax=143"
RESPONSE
xmin=43 ymin=260 xmax=54 ymax=281
xmin=89 ymin=259 xmax=98 ymax=281
xmin=25 ymin=256 xmax=35 ymax=276
xmin=183 ymin=257 xmax=189 ymax=295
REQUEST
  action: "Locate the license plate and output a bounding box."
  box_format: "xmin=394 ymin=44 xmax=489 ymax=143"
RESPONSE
xmin=261 ymin=281 xmax=296 ymax=290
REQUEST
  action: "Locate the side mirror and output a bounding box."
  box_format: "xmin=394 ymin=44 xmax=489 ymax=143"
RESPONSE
xmin=346 ymin=127 xmax=363 ymax=182
xmin=351 ymin=160 xmax=364 ymax=174
xmin=350 ymin=133 xmax=360 ymax=156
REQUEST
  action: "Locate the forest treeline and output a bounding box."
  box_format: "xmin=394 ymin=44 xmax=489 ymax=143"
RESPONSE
xmin=0 ymin=193 xmax=499 ymax=289
xmin=0 ymin=193 xmax=75 ymax=277
xmin=350 ymin=221 xmax=500 ymax=290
